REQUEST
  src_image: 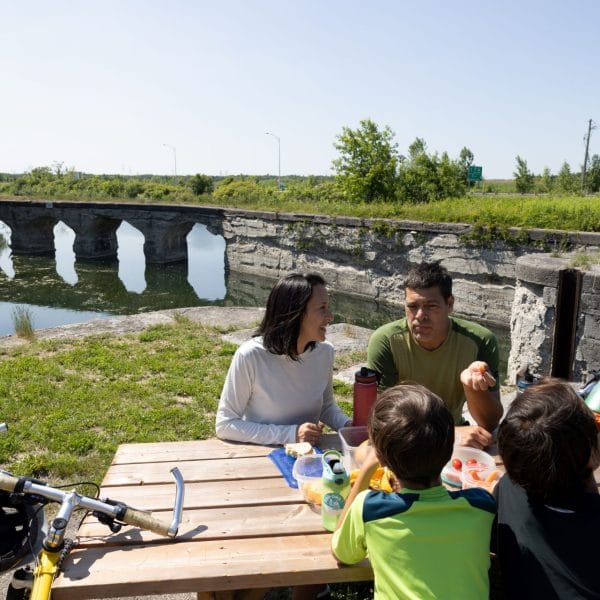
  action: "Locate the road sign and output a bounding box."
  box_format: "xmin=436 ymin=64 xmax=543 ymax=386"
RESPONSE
xmin=468 ymin=165 xmax=483 ymax=182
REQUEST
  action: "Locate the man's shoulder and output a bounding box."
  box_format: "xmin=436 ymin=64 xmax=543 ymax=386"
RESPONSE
xmin=450 ymin=316 xmax=496 ymax=343
xmin=371 ymin=318 xmax=409 ymax=340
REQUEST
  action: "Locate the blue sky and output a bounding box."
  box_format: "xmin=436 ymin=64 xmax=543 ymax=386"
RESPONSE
xmin=1 ymin=1 xmax=598 ymax=178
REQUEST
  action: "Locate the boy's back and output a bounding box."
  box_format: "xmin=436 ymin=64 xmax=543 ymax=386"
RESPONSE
xmin=495 ymin=378 xmax=600 ymax=600
xmin=333 ymin=483 xmax=495 ymax=599
xmin=494 ymin=475 xmax=600 ymax=599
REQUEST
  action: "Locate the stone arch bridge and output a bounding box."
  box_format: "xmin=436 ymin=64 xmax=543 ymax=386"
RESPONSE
xmin=0 ymin=200 xmax=225 ymax=263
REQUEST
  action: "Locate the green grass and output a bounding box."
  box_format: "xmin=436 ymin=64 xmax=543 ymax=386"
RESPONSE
xmin=0 ymin=318 xmax=353 ymax=483
xmin=11 ymin=305 xmax=35 ymax=340
xmin=3 ymin=185 xmax=600 ymax=232
xmin=0 ymin=320 xmax=507 ymax=600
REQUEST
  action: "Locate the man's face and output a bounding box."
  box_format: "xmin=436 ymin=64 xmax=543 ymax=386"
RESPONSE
xmin=405 ymin=286 xmax=454 ymax=351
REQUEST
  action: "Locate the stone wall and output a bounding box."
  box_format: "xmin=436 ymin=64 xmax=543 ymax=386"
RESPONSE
xmin=508 ymin=254 xmax=600 ymax=382
xmin=221 ymin=209 xmax=600 ymax=327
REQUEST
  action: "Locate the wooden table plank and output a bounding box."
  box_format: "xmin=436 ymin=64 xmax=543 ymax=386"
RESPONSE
xmin=76 ymin=503 xmax=324 ymax=546
xmin=53 ymin=534 xmax=372 ymax=599
xmin=99 ymin=478 xmax=301 ymax=511
xmin=102 ymin=456 xmax=282 ymax=487
xmin=111 ymin=439 xmax=272 ymax=465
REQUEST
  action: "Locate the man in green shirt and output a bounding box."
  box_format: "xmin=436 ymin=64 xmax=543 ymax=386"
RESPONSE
xmin=367 ymin=261 xmax=503 ymax=448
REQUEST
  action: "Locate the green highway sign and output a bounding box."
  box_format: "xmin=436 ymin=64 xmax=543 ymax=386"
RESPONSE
xmin=468 ymin=165 xmax=483 ymax=182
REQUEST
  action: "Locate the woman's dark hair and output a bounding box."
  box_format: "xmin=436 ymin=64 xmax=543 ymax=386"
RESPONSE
xmin=498 ymin=377 xmax=599 ymax=506
xmin=368 ymin=383 xmax=454 ymax=487
xmin=255 ymin=273 xmax=327 ymax=360
xmin=404 ymin=261 xmax=452 ymax=302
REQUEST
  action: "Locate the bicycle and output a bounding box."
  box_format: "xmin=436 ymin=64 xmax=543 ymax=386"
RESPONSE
xmin=0 ymin=422 xmax=185 ymax=600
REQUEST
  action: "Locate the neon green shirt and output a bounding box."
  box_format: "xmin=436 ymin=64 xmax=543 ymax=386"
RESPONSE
xmin=367 ymin=316 xmax=499 ymax=423
xmin=332 ymin=486 xmax=496 ymax=600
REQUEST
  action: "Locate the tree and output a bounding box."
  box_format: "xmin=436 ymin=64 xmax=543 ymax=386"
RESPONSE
xmin=588 ymin=155 xmax=600 ymax=193
xmin=459 ymin=147 xmax=475 ymax=184
xmin=190 ymin=173 xmax=214 ymax=195
xmin=556 ymin=161 xmax=576 ymax=193
xmin=540 ymin=167 xmax=554 ymax=193
xmin=513 ymin=156 xmax=535 ymax=194
xmin=396 ymin=139 xmax=467 ymax=203
xmin=332 ymin=119 xmax=399 ymax=202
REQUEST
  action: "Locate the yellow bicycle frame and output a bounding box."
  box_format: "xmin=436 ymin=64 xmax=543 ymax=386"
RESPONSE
xmin=29 ymin=549 xmax=61 ymax=600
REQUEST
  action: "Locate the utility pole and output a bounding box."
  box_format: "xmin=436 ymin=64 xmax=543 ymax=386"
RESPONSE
xmin=581 ymin=118 xmax=596 ymax=193
xmin=265 ymin=132 xmax=282 ymax=190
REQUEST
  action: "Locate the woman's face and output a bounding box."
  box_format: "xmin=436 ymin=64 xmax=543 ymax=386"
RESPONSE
xmin=298 ymin=284 xmax=333 ymax=345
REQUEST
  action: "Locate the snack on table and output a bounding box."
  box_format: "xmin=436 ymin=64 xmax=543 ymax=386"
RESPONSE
xmin=285 ymin=442 xmax=313 ymax=458
xmin=350 ymin=466 xmax=394 ymax=492
xmin=462 ymin=467 xmax=502 ymax=492
xmin=301 ymin=482 xmax=323 ymax=506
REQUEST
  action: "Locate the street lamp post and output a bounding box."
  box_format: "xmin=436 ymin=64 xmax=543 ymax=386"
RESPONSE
xmin=162 ymin=143 xmax=177 ymax=182
xmin=265 ymin=132 xmax=281 ymax=190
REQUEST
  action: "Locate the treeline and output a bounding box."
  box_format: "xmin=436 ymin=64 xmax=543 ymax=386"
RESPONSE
xmin=1 ymin=119 xmax=597 ymax=205
xmin=513 ymin=155 xmax=600 ymax=194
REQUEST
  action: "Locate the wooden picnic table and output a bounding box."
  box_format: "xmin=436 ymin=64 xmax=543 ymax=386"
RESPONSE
xmin=51 ymin=433 xmax=600 ymax=599
xmin=51 ymin=435 xmax=373 ymax=599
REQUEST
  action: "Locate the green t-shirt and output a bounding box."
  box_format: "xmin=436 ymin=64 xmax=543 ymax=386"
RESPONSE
xmin=367 ymin=316 xmax=499 ymax=423
xmin=332 ymin=486 xmax=496 ymax=600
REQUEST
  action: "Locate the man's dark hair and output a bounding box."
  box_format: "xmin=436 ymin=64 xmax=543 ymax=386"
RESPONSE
xmin=404 ymin=261 xmax=453 ymax=301
xmin=498 ymin=378 xmax=599 ymax=506
xmin=368 ymin=383 xmax=454 ymax=487
xmin=255 ymin=272 xmax=327 ymax=361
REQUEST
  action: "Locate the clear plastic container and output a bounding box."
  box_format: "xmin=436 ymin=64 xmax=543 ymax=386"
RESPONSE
xmin=292 ymin=454 xmax=324 ymax=512
xmin=461 ymin=464 xmax=503 ymax=493
xmin=338 ymin=426 xmax=369 ymax=471
xmin=441 ymin=446 xmax=497 ymax=489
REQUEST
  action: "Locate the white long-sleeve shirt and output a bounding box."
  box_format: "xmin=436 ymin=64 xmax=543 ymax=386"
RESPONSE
xmin=215 ymin=337 xmax=349 ymax=445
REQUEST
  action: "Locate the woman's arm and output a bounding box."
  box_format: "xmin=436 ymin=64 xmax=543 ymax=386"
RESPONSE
xmin=215 ymin=347 xmax=298 ymax=445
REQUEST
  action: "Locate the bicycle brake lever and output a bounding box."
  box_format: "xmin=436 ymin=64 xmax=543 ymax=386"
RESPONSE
xmin=94 ymin=511 xmax=122 ymax=533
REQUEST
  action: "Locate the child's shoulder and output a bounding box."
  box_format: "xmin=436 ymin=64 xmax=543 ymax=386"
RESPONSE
xmin=449 ymin=487 xmax=497 ymax=514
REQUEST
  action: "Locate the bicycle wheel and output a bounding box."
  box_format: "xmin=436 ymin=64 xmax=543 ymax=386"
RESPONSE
xmin=5 ymin=583 xmax=29 ymax=600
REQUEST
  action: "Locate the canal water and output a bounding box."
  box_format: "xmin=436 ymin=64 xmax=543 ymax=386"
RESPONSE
xmin=0 ymin=220 xmax=509 ymax=376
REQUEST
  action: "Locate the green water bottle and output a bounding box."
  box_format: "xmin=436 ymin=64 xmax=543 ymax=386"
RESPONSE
xmin=321 ymin=450 xmax=350 ymax=532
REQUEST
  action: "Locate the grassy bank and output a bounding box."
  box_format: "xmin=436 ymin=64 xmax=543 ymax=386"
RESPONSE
xmin=0 ymin=316 xmax=354 ymax=483
xmin=2 ymin=186 xmax=600 ymax=233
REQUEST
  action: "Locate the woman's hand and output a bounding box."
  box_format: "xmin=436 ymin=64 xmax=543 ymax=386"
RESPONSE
xmin=296 ymin=422 xmax=323 ymax=444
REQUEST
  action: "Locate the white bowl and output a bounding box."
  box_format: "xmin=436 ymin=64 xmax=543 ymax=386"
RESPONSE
xmin=441 ymin=446 xmax=496 ymax=489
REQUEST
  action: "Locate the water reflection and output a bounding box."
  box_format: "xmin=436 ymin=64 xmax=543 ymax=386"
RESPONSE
xmin=117 ymin=222 xmax=146 ymax=293
xmin=0 ymin=222 xmax=14 ymax=278
xmin=54 ymin=222 xmax=77 ymax=285
xmin=0 ymin=220 xmax=509 ymax=382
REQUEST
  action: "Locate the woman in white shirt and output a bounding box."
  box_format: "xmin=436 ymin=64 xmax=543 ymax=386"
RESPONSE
xmin=216 ymin=272 xmax=351 ymax=446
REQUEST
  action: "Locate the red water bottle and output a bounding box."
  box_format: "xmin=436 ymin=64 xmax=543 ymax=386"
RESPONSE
xmin=353 ymin=367 xmax=378 ymax=426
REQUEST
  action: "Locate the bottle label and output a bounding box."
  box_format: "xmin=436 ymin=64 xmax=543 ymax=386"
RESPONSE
xmin=322 ymin=492 xmax=345 ymax=513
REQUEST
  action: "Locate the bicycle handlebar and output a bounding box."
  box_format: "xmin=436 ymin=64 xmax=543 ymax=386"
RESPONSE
xmin=0 ymin=468 xmax=184 ymax=538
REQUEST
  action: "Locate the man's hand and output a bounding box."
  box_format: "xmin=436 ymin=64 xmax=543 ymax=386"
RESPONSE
xmin=457 ymin=424 xmax=493 ymax=450
xmin=460 ymin=361 xmax=496 ymax=391
xmin=460 ymin=361 xmax=503 ymax=433
xmin=296 ymin=422 xmax=323 ymax=444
